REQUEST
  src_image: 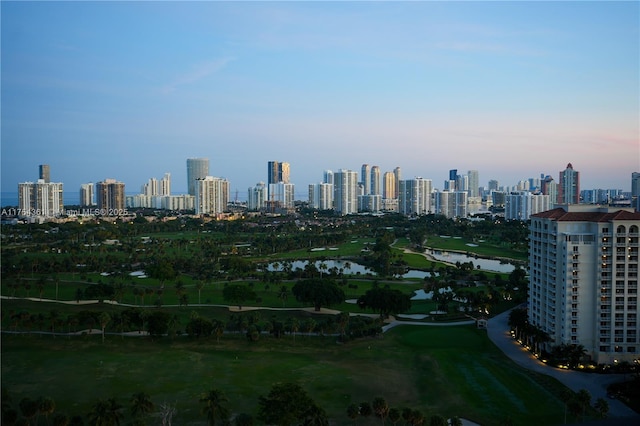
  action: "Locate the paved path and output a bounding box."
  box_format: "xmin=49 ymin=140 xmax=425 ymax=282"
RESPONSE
xmin=487 ymin=309 xmax=639 ymax=419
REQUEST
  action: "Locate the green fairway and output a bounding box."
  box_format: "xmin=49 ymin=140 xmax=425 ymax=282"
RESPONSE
xmin=1 ymin=325 xmax=566 ymax=425
xmin=422 ymin=235 xmax=528 ymax=262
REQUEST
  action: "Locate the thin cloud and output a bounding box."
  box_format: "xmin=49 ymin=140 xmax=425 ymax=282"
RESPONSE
xmin=160 ymin=57 xmax=235 ymax=94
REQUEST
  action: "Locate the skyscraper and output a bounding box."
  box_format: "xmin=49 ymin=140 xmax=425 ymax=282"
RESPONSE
xmin=80 ymin=183 xmax=95 ymax=207
xmin=187 ymin=158 xmax=209 ymax=196
xmin=39 ymin=164 xmax=50 ymax=183
xmin=394 ymin=167 xmax=401 ymax=199
xmin=195 ymin=176 xmax=229 ymax=215
xmin=160 ymin=173 xmax=171 ymax=196
xmin=467 ymin=170 xmax=479 ymax=198
xmin=557 ymin=163 xmax=580 ymax=205
xmin=323 ymin=170 xmax=334 ymax=185
xmin=309 ymin=183 xmax=333 ymax=210
xmin=267 ymin=161 xmax=291 ymax=202
xmin=370 ymin=166 xmax=381 ymax=196
xmin=334 ymin=169 xmax=358 ymax=215
xmin=529 ymin=205 xmax=640 ymax=364
xmin=361 ymin=164 xmax=371 ymax=195
xmin=248 ymin=182 xmax=267 ymax=211
xmin=96 ymin=179 xmax=125 ymax=211
xmin=632 ymin=172 xmax=640 ymax=211
xmin=383 ymin=172 xmax=396 ymax=199
xmin=267 ymin=161 xmax=290 ymax=185
xmin=18 ymin=180 xmax=64 ymax=217
xmin=399 ymin=178 xmax=432 ymax=216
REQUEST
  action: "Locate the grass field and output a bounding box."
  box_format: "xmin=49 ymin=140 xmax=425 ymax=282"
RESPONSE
xmin=421 ymin=235 xmax=528 ymax=262
xmin=1 ymin=325 xmax=567 ymax=426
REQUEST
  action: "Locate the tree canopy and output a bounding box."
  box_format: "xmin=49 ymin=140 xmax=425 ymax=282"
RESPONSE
xmin=357 ymin=285 xmax=411 ymax=318
xmin=291 ymin=278 xmax=345 ymax=311
xmin=257 ymin=382 xmax=326 ymax=426
xmin=222 ymin=284 xmax=257 ymax=310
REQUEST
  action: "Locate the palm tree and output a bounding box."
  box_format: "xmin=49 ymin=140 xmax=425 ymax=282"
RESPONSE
xmin=99 ymin=312 xmax=111 ymax=344
xmin=287 ymin=317 xmax=300 ymax=342
xmin=130 ymin=392 xmax=154 ymax=425
xmin=196 ymin=281 xmax=205 ymax=304
xmin=278 ymin=286 xmax=289 ymax=307
xmin=38 ymin=396 xmax=56 ymax=425
xmin=372 ymin=397 xmax=389 ymax=425
xmin=199 ymin=389 xmax=229 ymax=426
xmin=19 ymin=397 xmax=38 ymax=425
xmin=87 ymin=397 xmax=123 ymax=426
xmin=388 ymin=408 xmax=401 ymax=426
xmin=346 ymin=404 xmax=359 ymax=425
xmin=576 ymin=389 xmax=591 ymax=421
xmin=594 ymin=397 xmax=609 ymax=418
xmin=359 ymin=402 xmax=372 ymax=421
xmin=302 ymin=404 xmax=328 ymax=426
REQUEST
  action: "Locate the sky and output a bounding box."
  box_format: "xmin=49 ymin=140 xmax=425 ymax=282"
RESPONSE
xmin=2 ymin=1 xmax=639 ymax=200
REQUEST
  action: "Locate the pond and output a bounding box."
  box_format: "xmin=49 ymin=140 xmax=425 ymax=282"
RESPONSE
xmin=425 ymin=249 xmax=517 ymax=273
xmin=266 ymin=259 xmax=436 ymax=279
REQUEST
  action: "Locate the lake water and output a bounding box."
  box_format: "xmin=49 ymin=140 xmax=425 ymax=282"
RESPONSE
xmin=425 ymin=249 xmax=516 ymax=273
xmin=267 ymin=259 xmax=436 ymax=279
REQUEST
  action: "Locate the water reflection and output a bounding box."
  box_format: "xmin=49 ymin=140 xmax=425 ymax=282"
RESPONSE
xmin=425 ymin=249 xmax=516 ymax=273
xmin=266 ymin=260 xmax=436 ymax=279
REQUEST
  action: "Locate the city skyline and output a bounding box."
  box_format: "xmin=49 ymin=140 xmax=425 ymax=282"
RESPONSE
xmin=2 ymin=2 xmax=638 ymax=196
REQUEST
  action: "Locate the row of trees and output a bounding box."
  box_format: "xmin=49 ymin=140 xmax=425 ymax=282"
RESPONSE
xmin=4 ymin=307 xmax=385 ymax=342
xmin=2 ymin=386 xmax=475 ymax=426
xmin=346 ymin=397 xmax=462 ymax=426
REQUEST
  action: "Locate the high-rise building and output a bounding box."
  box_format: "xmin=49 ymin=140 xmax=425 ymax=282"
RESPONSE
xmin=433 ymin=190 xmax=467 ymax=219
xmin=394 ymin=167 xmax=401 ymax=199
xmin=80 ymin=183 xmax=95 ymax=207
xmin=39 ymin=164 xmax=50 ymax=183
xmin=267 ymin=161 xmax=290 ymax=185
xmin=323 ymin=170 xmax=334 ymax=185
xmin=370 ymin=166 xmax=381 ymax=196
xmin=558 ymin=163 xmax=580 ymax=205
xmin=361 ymin=164 xmax=371 ymax=196
xmin=334 ymin=169 xmax=358 ymax=215
xmin=448 ymin=169 xmax=458 ymax=190
xmin=142 ymin=178 xmax=158 ymax=197
xmin=248 ymin=182 xmax=267 ymax=211
xmin=488 ymin=180 xmax=499 ymax=192
xmin=195 ymin=176 xmax=229 ymax=215
xmin=268 ymin=182 xmax=295 ymax=209
xmin=468 ymin=170 xmax=479 ymax=198
xmin=398 ymin=178 xmax=432 ymax=216
xmin=187 ymin=158 xmax=209 ymax=196
xmin=160 ymin=173 xmax=171 ymax=196
xmin=267 ymin=161 xmax=291 ymax=201
xmin=309 ymin=182 xmax=334 ymax=210
xmin=505 ymin=192 xmax=551 ymax=220
xmin=529 ymin=205 xmax=640 ymax=364
xmin=632 ymin=172 xmax=640 ymax=211
xmin=18 ymin=179 xmax=64 ymax=217
xmin=96 ymin=179 xmax=125 ymax=212
xmin=383 ymin=172 xmax=396 ymax=200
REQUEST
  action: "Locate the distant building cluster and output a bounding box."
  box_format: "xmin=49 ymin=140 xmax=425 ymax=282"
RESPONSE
xmin=13 ymin=162 xmax=640 ymax=220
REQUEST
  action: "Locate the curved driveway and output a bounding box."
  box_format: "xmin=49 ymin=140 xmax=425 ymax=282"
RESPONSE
xmin=487 ymin=309 xmax=639 ymax=419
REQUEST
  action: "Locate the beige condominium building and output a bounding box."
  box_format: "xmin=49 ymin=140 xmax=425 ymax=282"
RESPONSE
xmin=529 ymin=205 xmax=640 ymax=364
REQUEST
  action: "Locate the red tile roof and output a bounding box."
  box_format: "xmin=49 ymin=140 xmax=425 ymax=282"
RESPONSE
xmin=531 ymin=208 xmax=640 ymax=222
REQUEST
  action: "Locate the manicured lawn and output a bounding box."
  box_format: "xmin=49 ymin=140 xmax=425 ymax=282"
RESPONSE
xmin=423 ymin=235 xmax=528 ymax=262
xmin=1 ymin=325 xmax=566 ymax=425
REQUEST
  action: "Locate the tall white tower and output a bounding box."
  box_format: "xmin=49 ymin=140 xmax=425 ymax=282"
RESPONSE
xmin=334 ymin=169 xmax=358 ymax=215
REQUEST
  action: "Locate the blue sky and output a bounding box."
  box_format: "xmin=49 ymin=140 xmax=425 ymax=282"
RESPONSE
xmin=2 ymin=1 xmax=638 ymax=199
